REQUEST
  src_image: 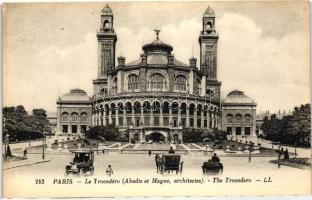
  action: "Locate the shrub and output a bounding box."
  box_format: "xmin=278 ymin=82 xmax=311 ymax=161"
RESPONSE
xmin=86 ymin=125 xmax=121 ymax=141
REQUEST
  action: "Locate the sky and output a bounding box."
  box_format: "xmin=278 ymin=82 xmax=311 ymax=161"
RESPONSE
xmin=3 ymin=1 xmax=310 ymax=115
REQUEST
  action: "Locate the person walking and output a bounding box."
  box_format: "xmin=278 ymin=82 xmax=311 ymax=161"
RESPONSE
xmin=106 ymin=165 xmax=113 ymax=176
xmin=23 ymin=148 xmax=27 ymax=158
xmin=148 ymin=150 xmax=151 ymax=156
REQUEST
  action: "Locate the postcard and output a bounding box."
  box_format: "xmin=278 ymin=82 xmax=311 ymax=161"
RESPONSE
xmin=2 ymin=1 xmax=311 ymax=197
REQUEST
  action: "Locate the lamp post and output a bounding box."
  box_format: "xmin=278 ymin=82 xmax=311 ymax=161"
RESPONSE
xmin=5 ymin=134 xmax=9 ymax=158
xmin=42 ymin=130 xmax=45 ymax=160
xmin=35 ymin=121 xmax=45 ymax=160
xmin=294 ymin=141 xmax=297 ymax=157
xmin=248 ymin=142 xmax=254 ymax=163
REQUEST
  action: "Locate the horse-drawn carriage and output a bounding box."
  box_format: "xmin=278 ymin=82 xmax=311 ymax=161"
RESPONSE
xmin=156 ymin=154 xmax=183 ymax=174
xmin=65 ymin=149 xmax=94 ymax=175
xmin=202 ymin=161 xmax=223 ymax=174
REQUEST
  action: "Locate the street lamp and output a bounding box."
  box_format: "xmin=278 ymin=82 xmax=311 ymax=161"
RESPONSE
xmin=35 ymin=121 xmax=45 ymax=160
xmin=5 ymin=134 xmax=9 ymax=158
xmin=248 ymin=142 xmax=254 ymax=163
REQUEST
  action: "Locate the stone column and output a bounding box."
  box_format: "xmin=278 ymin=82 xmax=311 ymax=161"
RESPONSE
xmin=78 ymin=115 xmax=81 ymax=133
xmin=108 ymin=107 xmax=112 ymax=124
xmin=100 ymin=110 xmax=103 ymax=126
xmin=140 ymin=107 xmax=144 ymax=126
xmin=103 ymin=109 xmax=106 ymax=126
xmin=201 ymin=110 xmax=204 ymax=128
xmin=194 ymin=110 xmax=197 ymax=128
xmin=177 ymin=108 xmax=181 ymax=126
xmin=132 ymin=106 xmax=135 ymax=125
xmin=150 ymin=107 xmax=154 ymax=126
xmin=95 ymin=111 xmax=98 ymax=126
xmin=123 ymin=109 xmax=127 ymax=126
xmin=91 ymin=112 xmax=95 ymax=127
xmin=186 ymin=106 xmax=190 ymax=128
xmin=206 ymin=110 xmax=209 ymax=128
xmin=116 ymin=109 xmax=119 ymax=126
xmin=169 ymin=105 xmax=173 ymax=126
xmin=211 ymin=111 xmax=214 ymax=129
xmin=160 ymin=108 xmax=163 ymax=126
xmin=97 ymin=111 xmax=100 ymax=126
xmin=68 ymin=116 xmax=72 ymax=134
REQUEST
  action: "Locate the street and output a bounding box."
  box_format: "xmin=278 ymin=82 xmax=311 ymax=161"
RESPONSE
xmin=3 ymin=151 xmax=311 ymax=197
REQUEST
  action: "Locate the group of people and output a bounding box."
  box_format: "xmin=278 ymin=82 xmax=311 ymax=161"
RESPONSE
xmin=73 ymin=153 xmax=90 ymax=164
xmin=277 ymin=147 xmax=290 ymax=160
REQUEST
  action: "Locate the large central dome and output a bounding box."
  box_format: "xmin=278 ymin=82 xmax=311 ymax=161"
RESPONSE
xmin=127 ymin=30 xmax=187 ymax=66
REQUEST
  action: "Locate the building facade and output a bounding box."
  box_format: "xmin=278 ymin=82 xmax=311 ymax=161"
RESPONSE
xmin=56 ymin=5 xmax=257 ymax=143
xmin=91 ymin=5 xmax=221 ymax=143
xmin=221 ymin=90 xmax=257 ymax=138
xmin=56 ymin=89 xmax=92 ymax=135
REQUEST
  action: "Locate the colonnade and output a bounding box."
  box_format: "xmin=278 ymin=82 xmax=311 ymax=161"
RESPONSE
xmin=91 ymin=101 xmax=221 ymax=130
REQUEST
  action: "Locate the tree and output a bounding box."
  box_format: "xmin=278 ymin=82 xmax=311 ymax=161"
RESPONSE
xmin=260 ymin=103 xmax=311 ymax=147
xmin=2 ymin=106 xmax=51 ymax=141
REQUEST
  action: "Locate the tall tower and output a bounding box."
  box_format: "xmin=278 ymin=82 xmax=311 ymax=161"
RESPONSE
xmin=97 ymin=4 xmax=117 ymax=78
xmin=199 ymin=6 xmax=221 ymax=96
xmin=93 ymin=4 xmax=117 ymax=95
xmin=199 ymin=6 xmax=218 ymax=80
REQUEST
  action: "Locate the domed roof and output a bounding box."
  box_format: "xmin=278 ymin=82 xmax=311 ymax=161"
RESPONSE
xmin=204 ymin=6 xmax=215 ymax=17
xmin=59 ymin=88 xmax=91 ymax=102
xmin=142 ymin=30 xmax=173 ymax=54
xmin=223 ymin=90 xmax=256 ymax=105
xmin=101 ymin=4 xmax=113 ymax=15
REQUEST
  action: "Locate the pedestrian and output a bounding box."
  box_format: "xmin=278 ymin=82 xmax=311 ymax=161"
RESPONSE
xmin=23 ymin=148 xmax=27 ymax=158
xmin=284 ymin=148 xmax=289 ymax=160
xmin=148 ymin=150 xmax=151 ymax=156
xmin=106 ymin=165 xmax=113 ymax=176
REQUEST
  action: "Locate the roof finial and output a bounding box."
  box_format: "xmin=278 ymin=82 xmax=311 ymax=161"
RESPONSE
xmin=154 ymin=29 xmax=161 ymax=39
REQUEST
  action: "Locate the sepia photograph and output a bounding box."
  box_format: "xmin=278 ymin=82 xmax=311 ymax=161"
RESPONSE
xmin=2 ymin=1 xmax=311 ymax=197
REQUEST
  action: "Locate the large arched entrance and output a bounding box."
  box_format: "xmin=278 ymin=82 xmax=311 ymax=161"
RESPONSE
xmin=146 ymin=132 xmax=166 ymax=142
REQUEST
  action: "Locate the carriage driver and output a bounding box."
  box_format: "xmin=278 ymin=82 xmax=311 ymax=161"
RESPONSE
xmin=211 ymin=153 xmax=220 ymax=163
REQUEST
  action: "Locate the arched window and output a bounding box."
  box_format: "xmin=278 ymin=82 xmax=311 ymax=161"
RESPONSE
xmin=244 ymin=114 xmax=251 ymax=123
xmin=71 ymin=113 xmax=78 ymax=122
xmin=226 ymin=114 xmax=233 ymax=123
xmin=128 ymin=74 xmax=139 ymax=90
xmin=150 ymin=73 xmax=166 ymax=90
xmin=235 ymin=114 xmax=242 ymax=123
xmin=61 ymin=112 xmax=69 ymax=122
xmin=112 ymin=77 xmax=117 ymax=94
xmin=206 ymin=21 xmax=212 ymax=29
xmin=175 ymin=75 xmax=187 ymax=91
xmin=104 ymin=20 xmax=110 ymax=29
xmin=206 ymin=88 xmax=214 ymax=95
xmin=81 ymin=113 xmax=88 ymax=122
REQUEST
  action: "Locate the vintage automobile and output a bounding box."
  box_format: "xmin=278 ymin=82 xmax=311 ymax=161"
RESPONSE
xmin=65 ymin=149 xmax=94 ymax=176
xmin=202 ymin=161 xmax=223 ymax=174
xmin=157 ymin=154 xmax=183 ymax=174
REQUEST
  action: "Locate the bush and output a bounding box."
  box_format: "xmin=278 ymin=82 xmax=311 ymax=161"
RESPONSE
xmin=86 ymin=125 xmax=121 ymax=141
xmin=183 ymin=128 xmax=227 ymax=143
